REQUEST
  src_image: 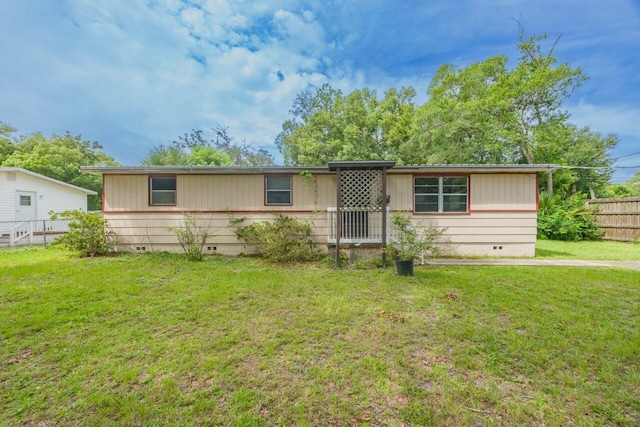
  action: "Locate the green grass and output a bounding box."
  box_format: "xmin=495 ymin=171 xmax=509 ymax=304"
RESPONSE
xmin=1 ymin=248 xmax=639 ymax=426
xmin=536 ymin=239 xmax=640 ymax=260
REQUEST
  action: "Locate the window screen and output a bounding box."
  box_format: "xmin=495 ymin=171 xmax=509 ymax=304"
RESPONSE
xmin=265 ymin=176 xmax=291 ymax=205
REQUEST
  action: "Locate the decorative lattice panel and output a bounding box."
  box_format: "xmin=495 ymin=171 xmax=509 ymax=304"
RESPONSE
xmin=339 ymin=170 xmax=383 ymax=211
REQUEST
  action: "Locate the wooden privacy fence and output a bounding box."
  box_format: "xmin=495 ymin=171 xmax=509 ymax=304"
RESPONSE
xmin=587 ymin=197 xmax=640 ymax=241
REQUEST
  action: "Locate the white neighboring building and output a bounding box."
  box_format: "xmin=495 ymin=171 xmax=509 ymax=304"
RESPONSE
xmin=0 ymin=167 xmax=97 ymax=222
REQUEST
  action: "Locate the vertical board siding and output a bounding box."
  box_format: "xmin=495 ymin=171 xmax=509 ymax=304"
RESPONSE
xmin=471 ymin=174 xmax=536 ymax=211
xmin=588 ymin=197 xmax=640 ymax=241
xmin=102 ymin=172 xmax=539 ymax=257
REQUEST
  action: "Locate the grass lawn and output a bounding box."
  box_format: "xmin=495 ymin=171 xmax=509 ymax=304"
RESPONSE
xmin=1 ymin=248 xmax=639 ymax=426
xmin=536 ymin=239 xmax=640 ymax=260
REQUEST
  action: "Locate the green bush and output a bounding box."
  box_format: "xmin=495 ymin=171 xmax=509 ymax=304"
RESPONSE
xmin=50 ymin=210 xmax=114 ymax=257
xmin=230 ymin=214 xmax=320 ymax=263
xmin=385 ymin=213 xmax=446 ymax=261
xmin=537 ymin=192 xmax=603 ymax=241
xmin=169 ymin=214 xmax=212 ymax=261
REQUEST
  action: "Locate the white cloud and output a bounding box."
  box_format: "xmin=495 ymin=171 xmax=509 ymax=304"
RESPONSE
xmin=1 ymin=0 xmax=638 ymax=167
xmin=569 ymin=103 xmax=640 ymax=138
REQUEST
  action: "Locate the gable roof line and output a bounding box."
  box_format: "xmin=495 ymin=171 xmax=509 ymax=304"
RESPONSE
xmin=81 ymin=164 xmax=559 ymax=175
xmin=0 ymin=167 xmax=98 ymax=195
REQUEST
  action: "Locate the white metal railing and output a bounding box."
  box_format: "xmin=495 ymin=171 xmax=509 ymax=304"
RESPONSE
xmin=0 ymin=219 xmax=70 ymax=247
xmin=327 ymin=207 xmax=391 ymax=244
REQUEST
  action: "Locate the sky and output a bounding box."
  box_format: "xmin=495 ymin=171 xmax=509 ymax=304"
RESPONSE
xmin=1 ymin=0 xmax=639 ymax=181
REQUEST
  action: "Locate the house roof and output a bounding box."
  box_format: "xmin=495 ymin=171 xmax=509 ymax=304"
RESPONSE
xmin=0 ymin=167 xmax=98 ymax=195
xmin=81 ymin=163 xmax=558 ymax=175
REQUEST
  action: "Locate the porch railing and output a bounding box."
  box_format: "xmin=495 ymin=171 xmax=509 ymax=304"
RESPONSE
xmin=327 ymin=207 xmax=391 ymax=244
xmin=0 ymin=219 xmax=70 ymax=247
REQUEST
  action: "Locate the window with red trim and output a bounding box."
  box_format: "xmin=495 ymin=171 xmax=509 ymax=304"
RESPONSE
xmin=149 ymin=176 xmax=176 ymax=205
xmin=265 ymin=176 xmax=292 ymax=205
xmin=414 ymin=176 xmax=468 ymax=213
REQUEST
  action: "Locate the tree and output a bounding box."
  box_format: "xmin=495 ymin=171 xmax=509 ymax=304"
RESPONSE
xmin=408 ymin=56 xmax=514 ymax=164
xmin=141 ymin=145 xmax=191 ymax=166
xmin=189 ymin=146 xmax=233 ymax=166
xmin=412 ymin=30 xmax=589 ymax=166
xmin=176 ymin=127 xmax=275 ymax=166
xmin=0 ymin=122 xmax=17 ymax=164
xmin=409 ymin=28 xmax=615 ymax=196
xmin=535 ymin=125 xmax=617 ymax=196
xmin=1 ymin=127 xmax=119 ymax=210
xmin=627 ymin=172 xmax=640 ymax=195
xmin=276 ymin=84 xmax=416 ymax=165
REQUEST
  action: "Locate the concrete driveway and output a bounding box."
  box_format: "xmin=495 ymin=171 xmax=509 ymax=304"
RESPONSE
xmin=423 ymin=259 xmax=640 ymax=271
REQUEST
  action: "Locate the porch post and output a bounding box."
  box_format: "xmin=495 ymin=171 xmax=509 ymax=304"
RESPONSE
xmin=381 ymin=166 xmax=388 ymax=269
xmin=335 ymin=167 xmax=342 ymax=269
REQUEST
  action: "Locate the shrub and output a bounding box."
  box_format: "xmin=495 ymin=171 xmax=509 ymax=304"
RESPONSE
xmin=385 ymin=213 xmax=447 ymax=261
xmin=169 ymin=214 xmax=212 ymax=261
xmin=230 ymin=214 xmax=320 ymax=263
xmin=537 ymin=192 xmax=603 ymax=241
xmin=50 ymin=210 xmax=114 ymax=257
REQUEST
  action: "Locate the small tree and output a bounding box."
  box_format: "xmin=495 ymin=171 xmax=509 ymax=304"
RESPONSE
xmin=169 ymin=214 xmax=212 ymax=261
xmin=386 ymin=213 xmax=446 ymax=261
xmin=50 ymin=210 xmax=114 ymax=257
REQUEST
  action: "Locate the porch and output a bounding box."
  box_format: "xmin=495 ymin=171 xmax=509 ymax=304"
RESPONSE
xmin=326 ymin=207 xmax=391 ymax=244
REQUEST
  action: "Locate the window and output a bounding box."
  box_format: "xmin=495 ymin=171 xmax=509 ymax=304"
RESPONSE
xmin=20 ymin=195 xmax=31 ymax=206
xmin=150 ymin=176 xmax=176 ymax=205
xmin=414 ymin=176 xmax=468 ymax=213
xmin=265 ymin=176 xmax=292 ymax=205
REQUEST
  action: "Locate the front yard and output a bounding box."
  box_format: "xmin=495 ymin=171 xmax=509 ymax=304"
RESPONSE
xmin=1 ymin=248 xmax=639 ymax=425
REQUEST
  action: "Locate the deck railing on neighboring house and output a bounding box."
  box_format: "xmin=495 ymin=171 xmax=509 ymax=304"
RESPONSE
xmin=0 ymin=219 xmax=70 ymax=248
xmin=327 ymin=207 xmax=391 ymax=244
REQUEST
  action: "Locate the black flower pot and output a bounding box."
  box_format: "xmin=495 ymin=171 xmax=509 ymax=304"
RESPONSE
xmin=395 ymin=259 xmax=414 ymax=276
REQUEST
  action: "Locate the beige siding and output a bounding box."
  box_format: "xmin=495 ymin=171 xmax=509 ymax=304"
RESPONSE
xmin=471 ymin=174 xmax=537 ymax=211
xmin=105 ymin=211 xmax=327 ymax=256
xmin=102 ymin=171 xmax=539 ymax=257
xmin=105 ymin=175 xmax=149 ymax=211
xmin=407 ymin=212 xmax=537 ymax=256
xmin=105 ymin=174 xmax=337 ymax=212
xmin=387 ymin=174 xmax=413 ymax=211
xmin=388 ymin=173 xmax=537 ymax=212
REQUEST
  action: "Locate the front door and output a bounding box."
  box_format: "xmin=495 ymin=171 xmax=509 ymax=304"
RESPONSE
xmin=15 ymin=191 xmax=36 ymax=221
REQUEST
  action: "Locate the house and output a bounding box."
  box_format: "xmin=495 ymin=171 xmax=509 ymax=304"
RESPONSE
xmin=0 ymin=167 xmax=97 ymax=222
xmin=81 ymin=162 xmax=553 ymax=257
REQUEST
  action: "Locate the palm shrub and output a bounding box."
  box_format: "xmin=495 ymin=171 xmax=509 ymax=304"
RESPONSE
xmin=537 ymin=191 xmax=603 ymax=241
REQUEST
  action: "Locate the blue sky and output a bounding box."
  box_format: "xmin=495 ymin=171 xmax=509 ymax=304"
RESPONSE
xmin=1 ymin=0 xmax=639 ymax=181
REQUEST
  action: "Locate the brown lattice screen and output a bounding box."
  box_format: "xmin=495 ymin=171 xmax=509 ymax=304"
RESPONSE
xmin=339 ymin=170 xmax=383 ymax=211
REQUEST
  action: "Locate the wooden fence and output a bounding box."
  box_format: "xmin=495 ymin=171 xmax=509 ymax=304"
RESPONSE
xmin=587 ymin=197 xmax=640 ymax=241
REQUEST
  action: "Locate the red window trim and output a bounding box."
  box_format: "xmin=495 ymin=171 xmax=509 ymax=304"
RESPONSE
xmin=149 ymin=174 xmax=177 ymax=206
xmin=264 ymin=174 xmax=293 ymax=206
xmin=412 ymin=174 xmax=470 ymax=215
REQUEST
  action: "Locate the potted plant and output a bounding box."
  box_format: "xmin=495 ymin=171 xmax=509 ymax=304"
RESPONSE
xmin=385 ymin=213 xmax=445 ymax=276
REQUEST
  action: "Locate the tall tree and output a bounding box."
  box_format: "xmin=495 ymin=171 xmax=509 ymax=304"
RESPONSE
xmin=276 ymin=84 xmax=416 ymax=165
xmin=411 ymin=30 xmax=588 ymax=166
xmin=1 ymin=128 xmax=119 ymax=210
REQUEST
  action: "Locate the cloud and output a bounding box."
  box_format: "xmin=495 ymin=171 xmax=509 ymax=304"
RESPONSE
xmin=569 ymin=103 xmax=640 ymax=138
xmin=0 ymin=0 xmax=638 ymax=169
